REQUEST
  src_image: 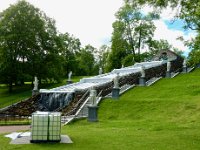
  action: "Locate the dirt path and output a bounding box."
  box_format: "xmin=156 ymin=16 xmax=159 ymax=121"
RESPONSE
xmin=0 ymin=125 xmax=30 ymax=134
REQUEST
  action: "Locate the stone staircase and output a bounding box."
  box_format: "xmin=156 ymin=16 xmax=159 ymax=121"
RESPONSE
xmin=146 ymin=77 xmax=162 ymax=86
xmin=62 ymin=91 xmax=102 ymax=125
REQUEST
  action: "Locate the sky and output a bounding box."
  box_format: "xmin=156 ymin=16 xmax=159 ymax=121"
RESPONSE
xmin=0 ymin=0 xmax=196 ymax=56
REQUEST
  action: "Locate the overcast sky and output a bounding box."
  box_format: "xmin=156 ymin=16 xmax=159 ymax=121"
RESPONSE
xmin=0 ymin=0 xmax=196 ymax=56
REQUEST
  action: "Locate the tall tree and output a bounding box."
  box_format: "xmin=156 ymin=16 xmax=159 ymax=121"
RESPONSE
xmin=58 ymin=33 xmax=81 ymax=76
xmin=107 ymin=2 xmax=159 ymax=72
xmin=188 ymin=34 xmax=200 ymax=66
xmin=107 ymin=20 xmax=130 ymax=71
xmin=76 ymin=45 xmax=96 ymax=75
xmin=96 ymin=45 xmax=110 ymax=72
xmin=129 ymin=0 xmax=200 ymax=31
xmin=0 ymin=0 xmax=61 ymax=92
xmin=116 ymin=3 xmax=159 ymax=62
xmin=149 ymin=39 xmax=172 ymax=54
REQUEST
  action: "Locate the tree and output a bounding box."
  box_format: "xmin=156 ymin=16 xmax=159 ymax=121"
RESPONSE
xmin=0 ymin=0 xmax=61 ymax=92
xmin=58 ymin=33 xmax=81 ymax=76
xmin=149 ymin=39 xmax=172 ymax=54
xmin=96 ymin=45 xmax=110 ymax=73
xmin=187 ymin=34 xmax=200 ymax=66
xmin=188 ymin=49 xmax=200 ymax=67
xmin=116 ymin=3 xmax=159 ymax=62
xmin=76 ymin=45 xmax=96 ymax=75
xmin=129 ymin=0 xmax=200 ymax=31
xmin=128 ymin=0 xmax=200 ymax=64
xmin=106 ymin=2 xmax=159 ymax=72
xmin=106 ymin=20 xmax=130 ymax=71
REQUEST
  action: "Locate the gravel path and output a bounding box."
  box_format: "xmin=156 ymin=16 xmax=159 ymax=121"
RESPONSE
xmin=0 ymin=125 xmax=30 ymax=134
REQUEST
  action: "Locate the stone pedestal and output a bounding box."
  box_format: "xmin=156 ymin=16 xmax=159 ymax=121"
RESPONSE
xmin=112 ymin=88 xmax=120 ymax=99
xmin=166 ymin=71 xmax=171 ymax=78
xmin=32 ymin=90 xmax=39 ymax=96
xmin=88 ymin=105 xmax=99 ymax=122
xmin=182 ymin=67 xmax=187 ymax=73
xmin=139 ymin=77 xmax=146 ymax=86
xmin=67 ymin=80 xmax=73 ymax=84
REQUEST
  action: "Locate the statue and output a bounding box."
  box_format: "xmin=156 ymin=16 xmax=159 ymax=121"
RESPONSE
xmin=90 ymin=87 xmax=97 ymax=105
xmin=140 ymin=65 xmax=145 ymax=78
xmin=68 ymin=71 xmax=72 ymax=81
xmin=167 ymin=61 xmax=171 ymax=72
xmin=33 ymin=76 xmax=39 ymax=91
xmin=183 ymin=59 xmax=187 ymax=67
xmin=99 ymin=67 xmax=103 ymax=75
xmin=113 ymin=73 xmax=120 ymax=88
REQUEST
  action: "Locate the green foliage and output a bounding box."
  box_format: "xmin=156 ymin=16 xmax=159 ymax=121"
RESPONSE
xmin=128 ymin=0 xmax=200 ymax=64
xmin=107 ymin=21 xmax=129 ymax=71
xmin=116 ymin=3 xmax=159 ymax=58
xmin=0 ymin=1 xmax=98 ymax=92
xmin=187 ymin=33 xmax=200 ymax=66
xmin=58 ymin=33 xmax=81 ymax=76
xmin=0 ymin=1 xmax=62 ymax=92
xmin=188 ymin=49 xmax=200 ymax=66
xmin=107 ymin=2 xmax=159 ymax=71
xmin=76 ymin=45 xmax=97 ymax=75
xmin=129 ymin=0 xmax=200 ymax=30
xmin=96 ymin=45 xmax=110 ymax=73
xmin=121 ymin=54 xmax=134 ymax=67
xmin=149 ymin=39 xmax=172 ymax=54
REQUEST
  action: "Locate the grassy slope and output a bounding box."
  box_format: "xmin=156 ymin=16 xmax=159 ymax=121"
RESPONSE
xmin=1 ymin=70 xmax=200 ymax=149
xmin=0 ymin=76 xmax=87 ymax=109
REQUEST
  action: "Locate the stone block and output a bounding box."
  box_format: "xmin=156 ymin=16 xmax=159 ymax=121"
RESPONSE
xmin=112 ymin=88 xmax=120 ymax=99
xmin=88 ymin=105 xmax=99 ymax=122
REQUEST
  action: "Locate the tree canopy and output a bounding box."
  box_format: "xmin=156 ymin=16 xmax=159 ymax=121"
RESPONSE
xmin=106 ymin=2 xmax=160 ymax=71
xmin=0 ymin=1 xmax=99 ymax=92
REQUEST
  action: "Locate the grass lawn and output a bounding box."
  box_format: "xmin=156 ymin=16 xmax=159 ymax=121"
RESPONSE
xmin=0 ymin=76 xmax=88 ymax=109
xmin=1 ymin=70 xmax=200 ymax=149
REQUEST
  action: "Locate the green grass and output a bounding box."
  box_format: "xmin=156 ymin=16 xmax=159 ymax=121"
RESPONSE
xmin=0 ymin=120 xmax=30 ymax=126
xmin=1 ymin=70 xmax=200 ymax=149
xmin=0 ymin=76 xmax=88 ymax=109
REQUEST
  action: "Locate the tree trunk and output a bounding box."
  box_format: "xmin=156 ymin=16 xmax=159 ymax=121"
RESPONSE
xmin=9 ymin=81 xmax=13 ymax=93
xmin=138 ymin=27 xmax=142 ymax=62
xmin=126 ymin=21 xmax=135 ymax=56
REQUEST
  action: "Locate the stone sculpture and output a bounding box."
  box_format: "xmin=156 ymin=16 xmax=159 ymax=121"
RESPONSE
xmin=167 ymin=61 xmax=171 ymax=72
xmin=113 ymin=73 xmax=120 ymax=88
xmin=99 ymin=67 xmax=103 ymax=75
xmin=183 ymin=59 xmax=187 ymax=67
xmin=68 ymin=71 xmax=72 ymax=81
xmin=33 ymin=76 xmax=39 ymax=91
xmin=140 ymin=65 xmax=145 ymax=77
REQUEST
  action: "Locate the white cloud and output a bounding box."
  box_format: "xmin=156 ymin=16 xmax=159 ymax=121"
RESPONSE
xmin=27 ymin=0 xmax=123 ymax=48
xmin=0 ymin=0 xmax=123 ymax=48
xmin=153 ymin=20 xmax=196 ymax=52
xmin=142 ymin=5 xmax=180 ymax=21
xmin=0 ymin=0 xmax=196 ymax=54
xmin=142 ymin=5 xmax=196 ymax=53
xmin=159 ymin=6 xmax=181 ymax=21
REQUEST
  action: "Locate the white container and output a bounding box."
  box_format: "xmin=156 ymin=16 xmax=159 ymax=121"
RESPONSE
xmin=31 ymin=111 xmax=61 ymax=143
xmin=48 ymin=112 xmax=61 ymax=141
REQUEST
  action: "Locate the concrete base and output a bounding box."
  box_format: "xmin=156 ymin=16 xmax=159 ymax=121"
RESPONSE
xmin=32 ymin=90 xmax=39 ymax=96
xmin=139 ymin=77 xmax=146 ymax=86
xmin=182 ymin=67 xmax=187 ymax=73
xmin=9 ymin=135 xmax=73 ymax=144
xmin=166 ymin=71 xmax=171 ymax=78
xmin=88 ymin=105 xmax=99 ymax=122
xmin=112 ymin=88 xmax=120 ymax=99
xmin=67 ymin=80 xmax=73 ymax=84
